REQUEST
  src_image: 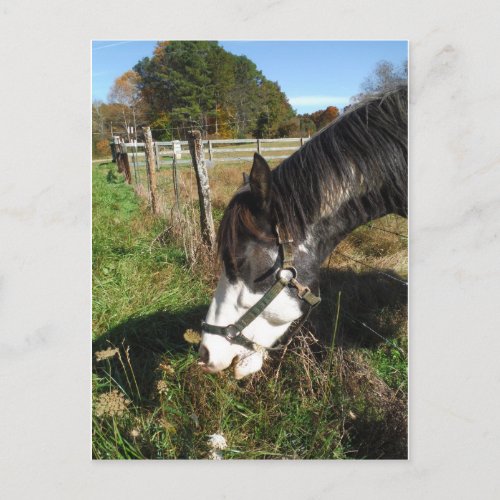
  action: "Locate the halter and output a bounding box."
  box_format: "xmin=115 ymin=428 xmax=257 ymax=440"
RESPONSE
xmin=201 ymin=225 xmax=321 ymax=352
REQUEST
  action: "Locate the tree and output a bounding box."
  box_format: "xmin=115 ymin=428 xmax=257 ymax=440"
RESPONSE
xmin=351 ymin=59 xmax=408 ymax=103
xmin=92 ymin=100 xmax=115 ymax=156
xmin=297 ymin=116 xmax=316 ymax=136
xmin=134 ymin=41 xmax=217 ymax=136
xmin=150 ymin=113 xmax=172 ymax=141
xmin=133 ymin=41 xmax=296 ymax=139
xmin=95 ymin=139 xmax=110 ymax=157
xmin=297 ymin=105 xmax=340 ymax=136
xmin=254 ymin=80 xmax=295 ymax=138
xmin=108 ymin=70 xmax=141 ymax=107
xmin=92 ymin=100 xmax=106 ymax=137
xmin=108 ymin=70 xmax=146 ymax=141
xmin=310 ymin=106 xmax=340 ymax=130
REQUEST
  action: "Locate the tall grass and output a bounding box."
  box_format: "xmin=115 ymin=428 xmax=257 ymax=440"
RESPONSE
xmin=92 ymin=162 xmax=408 ymax=459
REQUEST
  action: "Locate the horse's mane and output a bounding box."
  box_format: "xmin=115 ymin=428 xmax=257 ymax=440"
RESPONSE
xmin=218 ymin=85 xmax=408 ymax=266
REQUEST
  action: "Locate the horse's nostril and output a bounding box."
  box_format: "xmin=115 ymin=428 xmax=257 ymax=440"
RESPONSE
xmin=198 ymin=344 xmax=209 ymax=364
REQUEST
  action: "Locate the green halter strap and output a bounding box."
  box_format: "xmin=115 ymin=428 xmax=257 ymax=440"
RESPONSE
xmin=201 ymin=225 xmax=321 ymax=351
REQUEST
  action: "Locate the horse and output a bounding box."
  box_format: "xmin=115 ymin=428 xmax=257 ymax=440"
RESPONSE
xmin=198 ymin=85 xmax=408 ymax=379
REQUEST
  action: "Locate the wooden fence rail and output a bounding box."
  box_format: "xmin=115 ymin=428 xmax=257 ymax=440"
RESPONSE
xmin=121 ymin=136 xmax=310 ymax=169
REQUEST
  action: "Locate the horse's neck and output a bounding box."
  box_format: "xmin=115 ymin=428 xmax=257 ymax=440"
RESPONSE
xmin=307 ymin=190 xmax=395 ymax=265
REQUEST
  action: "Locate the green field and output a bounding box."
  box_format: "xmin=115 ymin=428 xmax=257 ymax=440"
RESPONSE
xmin=92 ymin=162 xmax=408 ymax=460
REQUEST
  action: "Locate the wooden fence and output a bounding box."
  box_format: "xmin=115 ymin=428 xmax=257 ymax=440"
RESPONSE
xmin=113 ymin=133 xmax=310 ymax=259
xmin=120 ymin=137 xmax=310 ymax=170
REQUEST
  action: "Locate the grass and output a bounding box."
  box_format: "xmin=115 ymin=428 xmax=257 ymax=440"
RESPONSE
xmin=92 ymin=161 xmax=408 ymax=460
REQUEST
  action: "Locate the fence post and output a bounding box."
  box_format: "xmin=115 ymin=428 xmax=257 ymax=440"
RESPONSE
xmin=208 ymin=140 xmax=213 ymax=162
xmin=300 ymin=137 xmax=304 ymax=147
xmin=143 ymin=127 xmax=160 ymax=215
xmin=111 ymin=136 xmax=120 ymax=163
xmin=172 ymin=154 xmax=181 ymax=214
xmin=257 ymin=138 xmax=261 ymax=155
xmin=154 ymin=141 xmax=161 ymax=171
xmin=119 ymin=143 xmax=132 ymax=184
xmin=115 ymin=137 xmax=124 ymax=173
xmin=187 ymin=130 xmax=216 ymax=250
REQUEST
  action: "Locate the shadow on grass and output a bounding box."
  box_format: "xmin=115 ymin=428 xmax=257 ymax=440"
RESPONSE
xmin=308 ymin=267 xmax=408 ymax=459
xmin=93 ymin=304 xmax=208 ymax=404
xmin=312 ymin=267 xmax=408 ymax=349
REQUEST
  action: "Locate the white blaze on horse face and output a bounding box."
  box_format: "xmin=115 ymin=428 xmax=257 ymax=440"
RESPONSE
xmin=201 ymin=267 xmax=304 ymax=379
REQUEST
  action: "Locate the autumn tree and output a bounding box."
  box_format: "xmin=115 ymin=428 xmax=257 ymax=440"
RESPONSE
xmin=92 ymin=100 xmax=113 ymax=156
xmin=92 ymin=100 xmax=139 ymax=155
xmin=108 ymin=70 xmax=141 ymax=106
xmin=311 ymin=106 xmax=340 ymax=130
xmin=107 ymin=70 xmax=145 ymax=141
xmin=296 ymin=105 xmax=340 ymax=137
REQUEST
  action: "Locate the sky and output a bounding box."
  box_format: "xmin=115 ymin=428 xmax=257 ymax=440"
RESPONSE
xmin=92 ymin=40 xmax=407 ymax=114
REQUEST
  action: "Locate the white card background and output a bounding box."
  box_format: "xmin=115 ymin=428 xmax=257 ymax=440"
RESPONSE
xmin=1 ymin=0 xmax=499 ymax=498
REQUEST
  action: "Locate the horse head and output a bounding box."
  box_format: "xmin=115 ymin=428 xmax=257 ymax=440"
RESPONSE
xmin=198 ymin=153 xmax=320 ymax=379
xmin=198 ymin=86 xmax=408 ymax=379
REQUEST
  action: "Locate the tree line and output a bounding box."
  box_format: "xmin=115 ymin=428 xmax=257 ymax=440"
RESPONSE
xmin=92 ymin=41 xmax=407 ymax=156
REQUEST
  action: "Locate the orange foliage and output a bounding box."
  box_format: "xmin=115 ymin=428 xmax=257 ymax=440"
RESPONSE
xmin=310 ymin=106 xmax=340 ymax=130
xmin=95 ymin=139 xmax=110 ymax=157
xmin=154 ymin=41 xmax=171 ymax=57
xmin=108 ymin=70 xmax=141 ymax=106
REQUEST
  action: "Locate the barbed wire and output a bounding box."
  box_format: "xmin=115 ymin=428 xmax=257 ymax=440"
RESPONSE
xmin=342 ymin=309 xmax=406 ymax=356
xmin=367 ymin=224 xmax=407 ymax=239
xmin=335 ymin=251 xmax=408 ymax=286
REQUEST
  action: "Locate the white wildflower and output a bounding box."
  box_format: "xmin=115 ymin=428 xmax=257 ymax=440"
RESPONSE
xmin=207 ymin=433 xmax=227 ymax=460
xmin=208 ymin=433 xmax=228 ymax=450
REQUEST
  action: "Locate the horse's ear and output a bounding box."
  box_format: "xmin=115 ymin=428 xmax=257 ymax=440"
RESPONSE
xmin=249 ymin=153 xmax=272 ymax=210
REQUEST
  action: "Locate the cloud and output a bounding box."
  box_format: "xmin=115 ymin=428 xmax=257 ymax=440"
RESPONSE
xmin=289 ymin=95 xmax=350 ymax=107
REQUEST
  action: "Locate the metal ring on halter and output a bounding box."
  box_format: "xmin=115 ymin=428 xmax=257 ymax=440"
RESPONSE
xmin=225 ymin=324 xmax=240 ymax=340
xmin=277 ymin=267 xmax=297 ymax=283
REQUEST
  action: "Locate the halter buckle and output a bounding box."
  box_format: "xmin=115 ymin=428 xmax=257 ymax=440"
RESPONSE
xmin=225 ymin=324 xmax=240 ymax=340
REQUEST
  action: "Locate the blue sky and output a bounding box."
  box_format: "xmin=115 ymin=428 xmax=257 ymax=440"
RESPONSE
xmin=92 ymin=40 xmax=407 ymax=114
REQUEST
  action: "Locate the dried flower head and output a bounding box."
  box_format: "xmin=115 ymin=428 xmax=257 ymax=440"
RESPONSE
xmin=183 ymin=329 xmax=201 ymax=345
xmin=208 ymin=433 xmax=227 ymax=450
xmin=95 ymin=347 xmax=119 ymax=362
xmin=130 ymin=428 xmax=141 ymax=439
xmin=207 ymin=433 xmax=228 ymax=460
xmin=94 ymin=390 xmax=131 ymax=417
xmin=158 ymin=362 xmax=175 ymax=376
xmin=156 ymin=379 xmax=168 ymax=395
